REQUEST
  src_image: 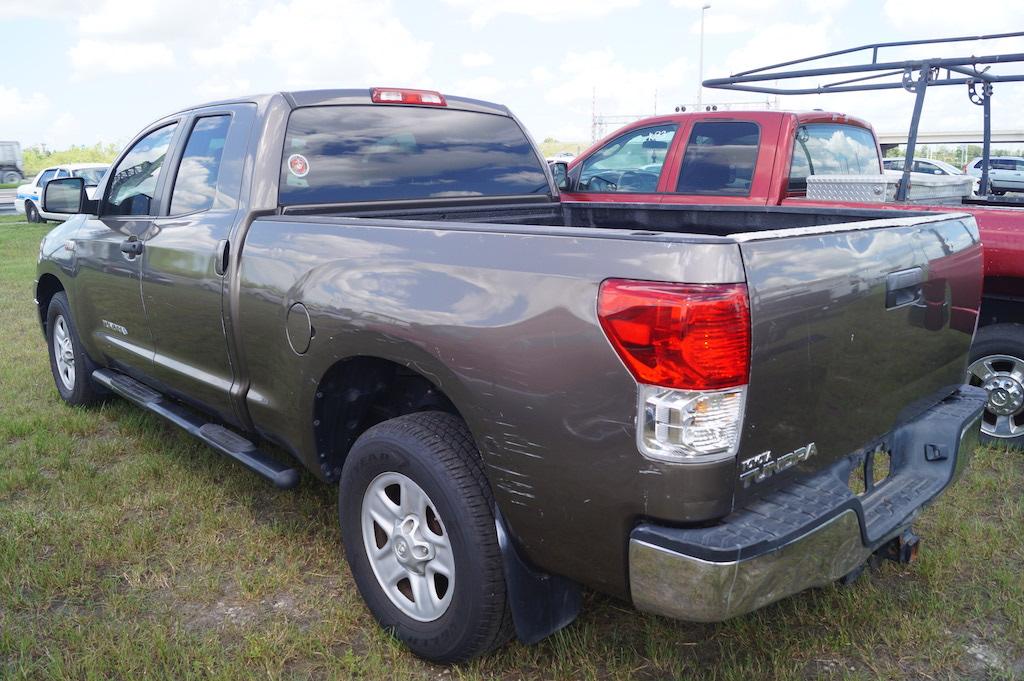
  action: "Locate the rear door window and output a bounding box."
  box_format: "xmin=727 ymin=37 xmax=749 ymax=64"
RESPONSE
xmin=788 ymin=123 xmax=880 ymax=192
xmin=577 ymin=125 xmax=677 ymax=193
xmin=675 ymin=121 xmax=760 ymax=195
xmin=169 ymin=115 xmax=231 ymax=215
xmin=279 ymin=106 xmax=548 ymax=206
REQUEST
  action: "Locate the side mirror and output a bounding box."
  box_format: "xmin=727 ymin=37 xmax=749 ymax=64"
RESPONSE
xmin=43 ymin=177 xmax=97 ymax=215
xmin=550 ymin=161 xmax=570 ymax=191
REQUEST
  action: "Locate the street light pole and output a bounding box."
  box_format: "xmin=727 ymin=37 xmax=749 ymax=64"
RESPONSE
xmin=698 ymin=4 xmax=711 ymax=107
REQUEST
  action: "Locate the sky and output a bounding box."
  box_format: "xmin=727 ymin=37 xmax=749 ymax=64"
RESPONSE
xmin=2 ymin=0 xmax=1024 ymax=151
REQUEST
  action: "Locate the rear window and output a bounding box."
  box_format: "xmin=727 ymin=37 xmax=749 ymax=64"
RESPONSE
xmin=788 ymin=123 xmax=880 ymax=192
xmin=676 ymin=121 xmax=760 ymax=196
xmin=279 ymin=105 xmax=548 ymax=206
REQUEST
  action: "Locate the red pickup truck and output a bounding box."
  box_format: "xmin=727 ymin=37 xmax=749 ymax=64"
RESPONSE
xmin=554 ymin=110 xmax=1022 ymax=446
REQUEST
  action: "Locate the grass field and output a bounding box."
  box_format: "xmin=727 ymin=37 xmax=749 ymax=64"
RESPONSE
xmin=1 ymin=213 xmax=1022 ymax=679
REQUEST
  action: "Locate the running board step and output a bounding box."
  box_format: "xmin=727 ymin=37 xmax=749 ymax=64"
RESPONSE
xmin=92 ymin=369 xmax=299 ymax=489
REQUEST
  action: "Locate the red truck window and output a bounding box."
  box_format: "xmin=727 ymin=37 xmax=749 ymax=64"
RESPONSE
xmin=675 ymin=121 xmax=760 ymax=196
xmin=577 ymin=124 xmax=677 ymax=193
xmin=788 ymin=123 xmax=879 ymax=192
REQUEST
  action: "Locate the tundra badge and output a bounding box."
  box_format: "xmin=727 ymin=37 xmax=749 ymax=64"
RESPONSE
xmin=739 ymin=443 xmax=818 ymax=488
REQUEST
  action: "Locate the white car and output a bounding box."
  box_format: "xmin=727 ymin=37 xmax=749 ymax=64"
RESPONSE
xmin=15 ymin=163 xmax=108 ymax=222
xmin=964 ymin=156 xmax=1024 ymax=195
xmin=885 ymin=157 xmax=980 ymax=194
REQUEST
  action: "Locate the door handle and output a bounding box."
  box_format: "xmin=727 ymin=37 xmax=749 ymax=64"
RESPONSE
xmin=214 ymin=239 xmax=230 ymax=276
xmin=885 ymin=267 xmax=924 ymax=309
xmin=120 ymin=237 xmax=143 ymax=257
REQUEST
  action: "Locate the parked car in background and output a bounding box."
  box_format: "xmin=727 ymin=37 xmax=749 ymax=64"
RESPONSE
xmin=545 ymin=151 xmax=576 ymax=164
xmin=36 ymin=88 xmax=986 ymax=662
xmin=553 ymin=110 xmax=1024 ymax=446
xmin=965 ymin=156 xmax=1024 ymax=195
xmin=0 ymin=141 xmax=24 ymax=184
xmin=885 ymin=157 xmax=964 ymax=177
xmin=15 ymin=163 xmax=108 ymax=222
xmin=884 ymin=157 xmax=980 ymax=195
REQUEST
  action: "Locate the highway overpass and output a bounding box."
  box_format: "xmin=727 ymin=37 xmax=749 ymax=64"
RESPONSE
xmin=877 ymin=130 xmax=1024 ymax=146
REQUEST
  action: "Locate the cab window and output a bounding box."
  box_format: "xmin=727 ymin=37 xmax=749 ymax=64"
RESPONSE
xmin=169 ymin=115 xmax=231 ymax=215
xmin=577 ymin=124 xmax=677 ymax=193
xmin=675 ymin=121 xmax=759 ymax=196
xmin=788 ymin=123 xmax=879 ymax=192
xmin=104 ymin=123 xmax=178 ymax=216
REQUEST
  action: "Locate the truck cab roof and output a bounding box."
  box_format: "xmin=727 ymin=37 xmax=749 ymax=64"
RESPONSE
xmin=168 ymin=88 xmax=514 ymax=119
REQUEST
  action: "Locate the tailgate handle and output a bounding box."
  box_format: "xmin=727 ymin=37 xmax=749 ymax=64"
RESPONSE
xmin=885 ymin=267 xmax=924 ymax=309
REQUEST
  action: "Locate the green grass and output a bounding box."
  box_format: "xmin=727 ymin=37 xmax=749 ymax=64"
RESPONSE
xmin=0 ymin=182 xmax=19 ymax=189
xmin=1 ymin=213 xmax=1022 ymax=679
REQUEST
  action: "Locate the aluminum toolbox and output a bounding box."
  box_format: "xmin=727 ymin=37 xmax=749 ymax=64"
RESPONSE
xmin=807 ymin=172 xmax=973 ymax=204
xmin=806 ymin=174 xmax=896 ymax=203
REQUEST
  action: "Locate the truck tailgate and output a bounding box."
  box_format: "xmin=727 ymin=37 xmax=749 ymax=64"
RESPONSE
xmin=735 ymin=212 xmax=983 ymax=502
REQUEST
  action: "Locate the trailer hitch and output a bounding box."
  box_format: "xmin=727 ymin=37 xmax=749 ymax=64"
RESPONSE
xmin=878 ymin=528 xmax=921 ymax=565
xmin=839 ymin=528 xmax=921 ymax=585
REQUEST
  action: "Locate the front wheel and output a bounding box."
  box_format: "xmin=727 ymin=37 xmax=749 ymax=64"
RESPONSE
xmin=46 ymin=292 xmax=104 ymax=405
xmin=2 ymin=171 xmax=20 ymax=184
xmin=967 ymin=323 xmax=1024 ymax=447
xmin=339 ymin=411 xmax=513 ymax=663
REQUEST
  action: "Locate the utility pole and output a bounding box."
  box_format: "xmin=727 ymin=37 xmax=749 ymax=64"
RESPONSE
xmin=697 ymin=4 xmax=711 ymax=107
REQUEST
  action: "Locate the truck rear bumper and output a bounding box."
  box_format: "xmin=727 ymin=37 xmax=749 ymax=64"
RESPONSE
xmin=628 ymin=385 xmax=986 ymax=622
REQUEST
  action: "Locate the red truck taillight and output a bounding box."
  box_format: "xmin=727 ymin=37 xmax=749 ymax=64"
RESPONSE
xmin=598 ymin=280 xmax=750 ymax=463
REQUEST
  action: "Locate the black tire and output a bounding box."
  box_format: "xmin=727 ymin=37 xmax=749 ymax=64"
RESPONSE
xmin=339 ymin=411 xmax=514 ymax=663
xmin=46 ymin=292 xmax=104 ymax=406
xmin=25 ymin=201 xmax=43 ymax=223
xmin=968 ymin=323 xmax=1024 ymax=448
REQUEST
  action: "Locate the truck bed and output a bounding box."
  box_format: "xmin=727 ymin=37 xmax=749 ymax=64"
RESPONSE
xmin=281 ymin=199 xmax=938 ymax=236
xmin=236 ymin=202 xmax=982 ymax=594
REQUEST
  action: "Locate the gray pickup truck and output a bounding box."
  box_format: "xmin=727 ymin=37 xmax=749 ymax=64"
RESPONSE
xmin=36 ymin=87 xmax=987 ymax=663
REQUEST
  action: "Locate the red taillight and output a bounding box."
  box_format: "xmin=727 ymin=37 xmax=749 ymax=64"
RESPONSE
xmin=370 ymin=87 xmax=447 ymax=106
xmin=598 ymin=280 xmax=750 ymax=390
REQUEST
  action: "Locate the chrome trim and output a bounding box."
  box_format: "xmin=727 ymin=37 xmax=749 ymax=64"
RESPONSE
xmin=629 ymin=510 xmax=871 ymax=622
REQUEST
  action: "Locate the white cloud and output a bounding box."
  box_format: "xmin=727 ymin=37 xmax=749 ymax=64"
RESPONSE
xmin=69 ymin=39 xmax=175 ymax=76
xmin=883 ymin=0 xmax=1024 ymax=38
xmin=195 ymin=78 xmax=253 ymax=101
xmin=188 ymin=0 xmax=433 ymax=89
xmin=453 ymin=76 xmax=506 ymax=98
xmin=444 ymin=0 xmax=640 ymax=27
xmin=461 ymin=51 xmax=493 ymax=68
xmin=531 ymin=66 xmax=554 ymax=84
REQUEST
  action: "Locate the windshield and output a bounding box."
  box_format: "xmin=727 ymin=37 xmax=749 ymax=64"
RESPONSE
xmin=72 ymin=167 xmax=107 ymax=185
xmin=279 ymin=105 xmax=549 ymax=206
xmin=788 ymin=123 xmax=880 ymax=192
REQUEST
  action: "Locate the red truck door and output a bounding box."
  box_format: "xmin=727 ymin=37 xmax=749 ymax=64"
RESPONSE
xmin=659 ymin=116 xmax=783 ymax=206
xmin=560 ymin=119 xmax=684 ymax=204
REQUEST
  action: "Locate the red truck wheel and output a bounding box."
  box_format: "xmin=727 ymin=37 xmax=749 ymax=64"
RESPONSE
xmin=968 ymin=324 xmax=1024 ymax=447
